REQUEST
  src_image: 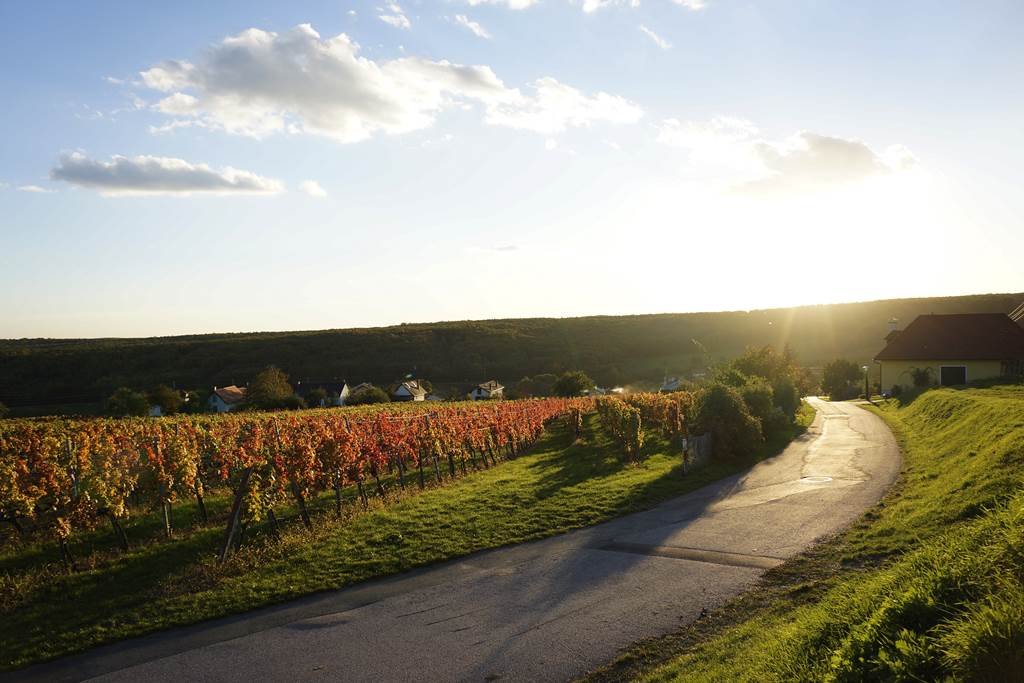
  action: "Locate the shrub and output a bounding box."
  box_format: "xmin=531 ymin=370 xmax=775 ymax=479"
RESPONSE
xmin=246 ymin=366 xmax=294 ymax=409
xmin=553 ymin=370 xmax=594 ymax=397
xmin=347 ymin=385 xmax=390 ymax=405
xmin=822 ymin=359 xmax=863 ymax=400
xmin=772 ymin=376 xmax=800 ymax=420
xmin=762 ymin=407 xmax=791 ymax=438
xmin=690 ymin=384 xmax=763 ymax=459
xmin=148 ymin=385 xmax=183 ymax=415
xmin=105 ymin=387 xmax=149 ymax=417
xmin=739 ymin=377 xmax=775 ymax=424
xmin=911 ymin=366 xmax=934 ymax=388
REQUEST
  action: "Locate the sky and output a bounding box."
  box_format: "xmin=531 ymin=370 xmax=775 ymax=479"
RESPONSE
xmin=1 ymin=1 xmax=1023 ymax=339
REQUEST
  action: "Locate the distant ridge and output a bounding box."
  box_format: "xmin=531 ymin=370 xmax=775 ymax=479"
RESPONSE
xmin=1 ymin=292 xmax=1021 ymax=408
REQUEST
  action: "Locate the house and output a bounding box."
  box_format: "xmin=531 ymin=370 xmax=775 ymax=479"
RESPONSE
xmin=471 ymin=380 xmax=504 ymax=400
xmin=874 ymin=313 xmax=1024 ymax=391
xmin=294 ymin=380 xmax=350 ymax=407
xmin=660 ymin=376 xmax=683 ymax=393
xmin=392 ymin=380 xmax=427 ymax=402
xmin=208 ymin=385 xmax=247 ymax=412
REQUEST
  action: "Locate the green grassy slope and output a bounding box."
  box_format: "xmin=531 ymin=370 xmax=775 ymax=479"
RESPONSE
xmin=2 ymin=292 xmax=1021 ymax=408
xmin=590 ymin=386 xmax=1024 ymax=682
xmin=0 ymin=412 xmax=810 ymax=671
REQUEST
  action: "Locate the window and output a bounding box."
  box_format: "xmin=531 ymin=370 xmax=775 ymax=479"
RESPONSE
xmin=940 ymin=366 xmax=967 ymax=386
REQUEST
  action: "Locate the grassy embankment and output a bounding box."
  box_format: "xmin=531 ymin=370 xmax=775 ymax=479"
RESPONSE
xmin=0 ymin=408 xmax=812 ymax=671
xmin=589 ymin=385 xmax=1024 ymax=682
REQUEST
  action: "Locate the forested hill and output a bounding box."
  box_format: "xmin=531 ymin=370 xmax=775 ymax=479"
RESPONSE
xmin=2 ymin=292 xmax=1021 ymax=407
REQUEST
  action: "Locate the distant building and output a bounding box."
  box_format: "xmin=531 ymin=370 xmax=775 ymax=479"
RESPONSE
xmin=875 ymin=313 xmax=1024 ymax=391
xmin=426 ymin=394 xmax=445 ymax=402
xmin=471 ymin=380 xmax=504 ymax=400
xmin=148 ymin=405 xmax=163 ymax=417
xmin=392 ymin=380 xmax=427 ymax=402
xmin=295 ymin=380 xmax=350 ymax=407
xmin=660 ymin=376 xmax=683 ymax=393
xmin=208 ymin=385 xmax=247 ymax=413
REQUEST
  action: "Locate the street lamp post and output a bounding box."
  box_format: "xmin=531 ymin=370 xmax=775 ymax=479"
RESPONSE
xmin=862 ymin=365 xmax=870 ymax=401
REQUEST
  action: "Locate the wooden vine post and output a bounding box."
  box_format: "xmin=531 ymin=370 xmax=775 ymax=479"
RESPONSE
xmin=219 ymin=466 xmax=254 ymax=563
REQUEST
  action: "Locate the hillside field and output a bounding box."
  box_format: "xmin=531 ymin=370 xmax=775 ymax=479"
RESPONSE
xmin=1 ymin=292 xmax=1021 ymax=410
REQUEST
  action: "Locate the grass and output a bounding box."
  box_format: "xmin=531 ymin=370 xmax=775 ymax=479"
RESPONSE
xmin=586 ymin=385 xmax=1024 ymax=682
xmin=0 ymin=410 xmax=810 ymax=671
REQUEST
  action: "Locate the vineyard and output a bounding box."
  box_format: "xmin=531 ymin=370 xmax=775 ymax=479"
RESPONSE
xmin=1 ymin=389 xmax=805 ymax=670
xmin=0 ymin=398 xmax=589 ymax=570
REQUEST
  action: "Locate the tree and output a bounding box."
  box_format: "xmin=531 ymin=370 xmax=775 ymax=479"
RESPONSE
xmin=182 ymin=390 xmax=205 ymax=414
xmin=512 ymin=374 xmax=559 ymax=398
xmin=690 ymin=384 xmax=763 ymax=459
xmin=553 ymin=370 xmax=594 ymax=397
xmin=738 ymin=377 xmax=775 ymax=424
xmin=347 ymin=385 xmax=390 ymax=405
xmin=306 ymin=388 xmax=329 ymax=407
xmin=105 ymin=387 xmax=149 ymax=417
xmin=0 ymin=401 xmax=8 ymax=419
xmin=246 ymin=366 xmax=294 ymax=409
xmin=822 ymin=359 xmax=863 ymax=401
xmin=149 ymin=385 xmax=183 ymax=415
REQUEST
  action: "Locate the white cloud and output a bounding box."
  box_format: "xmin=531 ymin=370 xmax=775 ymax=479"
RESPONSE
xmin=465 ymin=0 xmax=539 ymax=9
xmin=485 ymin=77 xmax=643 ymax=134
xmin=50 ymin=152 xmax=284 ymax=197
xmin=300 ymin=179 xmax=328 ymax=197
xmin=746 ymin=132 xmax=915 ymax=192
xmin=420 ymin=132 xmax=455 ymax=148
xmin=378 ymin=2 xmax=411 ymax=29
xmin=141 ymin=25 xmax=642 ymax=143
xmin=17 ymin=184 xmax=52 ymax=193
xmin=639 ymin=25 xmax=671 ymax=49
xmin=657 ymin=117 xmax=916 ymax=192
xmin=467 ymin=243 xmax=520 ymax=253
xmin=560 ymin=0 xmax=705 ymax=12
xmin=454 ymin=14 xmax=492 ymax=39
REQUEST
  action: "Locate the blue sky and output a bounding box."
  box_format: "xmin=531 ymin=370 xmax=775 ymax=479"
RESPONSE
xmin=2 ymin=1 xmax=1023 ymax=338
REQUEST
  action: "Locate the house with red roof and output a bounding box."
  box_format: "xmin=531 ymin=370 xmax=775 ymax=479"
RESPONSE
xmin=874 ymin=313 xmax=1024 ymax=391
xmin=208 ymin=385 xmax=247 ymax=412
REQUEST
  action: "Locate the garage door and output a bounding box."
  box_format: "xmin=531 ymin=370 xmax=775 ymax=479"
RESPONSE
xmin=940 ymin=366 xmax=966 ymax=386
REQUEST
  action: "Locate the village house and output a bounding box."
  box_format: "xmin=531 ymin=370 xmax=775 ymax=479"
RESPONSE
xmin=208 ymin=385 xmax=247 ymax=413
xmin=294 ymin=380 xmax=350 ymax=407
xmin=874 ymin=313 xmax=1024 ymax=391
xmin=471 ymin=380 xmax=504 ymax=400
xmin=660 ymin=376 xmax=683 ymax=393
xmin=391 ymin=380 xmax=427 ymax=402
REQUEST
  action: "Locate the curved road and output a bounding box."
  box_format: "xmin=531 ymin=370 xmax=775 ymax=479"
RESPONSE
xmin=15 ymin=399 xmax=900 ymax=683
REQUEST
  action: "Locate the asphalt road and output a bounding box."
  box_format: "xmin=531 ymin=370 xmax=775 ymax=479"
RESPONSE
xmin=13 ymin=398 xmax=900 ymax=683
